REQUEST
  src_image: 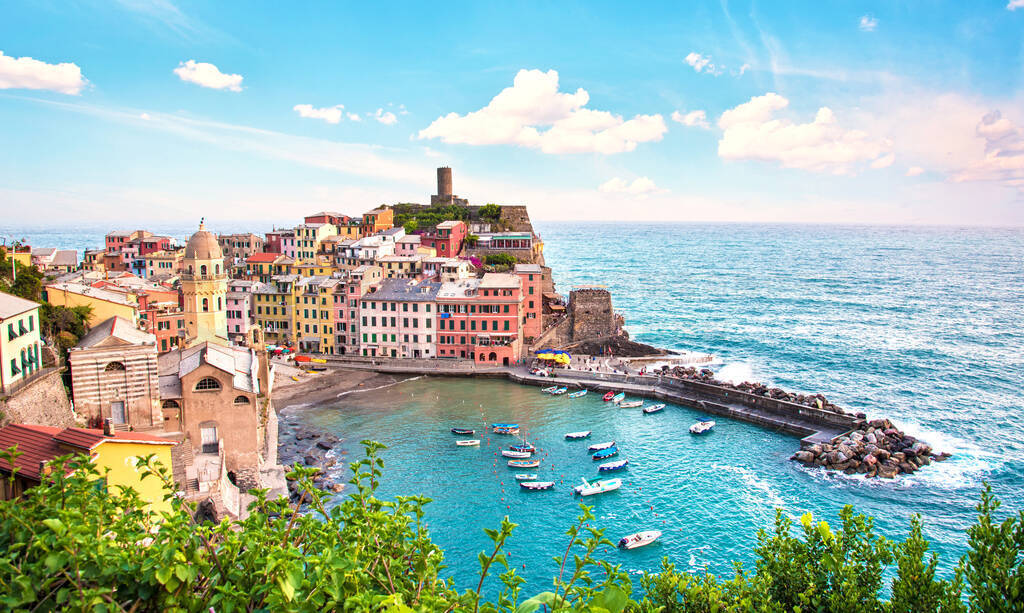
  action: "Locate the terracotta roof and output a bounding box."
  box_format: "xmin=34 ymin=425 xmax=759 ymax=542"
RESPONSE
xmin=246 ymin=253 xmax=282 ymax=263
xmin=0 ymin=424 xmax=62 ymax=480
xmin=53 ymin=428 xmax=176 ymax=451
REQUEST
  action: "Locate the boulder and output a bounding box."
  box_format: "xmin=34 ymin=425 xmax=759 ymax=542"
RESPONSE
xmin=877 ymin=464 xmax=898 ymax=479
xmin=863 ymin=454 xmax=878 ymax=466
xmin=303 ymin=454 xmax=319 ymax=466
xmin=875 ymin=449 xmax=891 ymax=461
xmin=331 ymin=483 xmax=344 ymax=493
xmin=792 ymin=451 xmax=815 ymax=464
xmin=899 ymin=462 xmax=917 ymax=474
xmin=316 ymin=441 xmax=333 ymax=451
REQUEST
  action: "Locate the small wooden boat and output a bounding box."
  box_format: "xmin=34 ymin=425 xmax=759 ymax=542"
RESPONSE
xmin=642 ymin=404 xmax=666 ymax=414
xmin=690 ymin=420 xmax=716 ymax=435
xmin=588 ymin=441 xmax=615 ymax=452
xmin=611 ymin=392 xmax=626 ymax=404
xmin=507 ymin=459 xmax=540 ymax=468
xmin=567 ymin=389 xmax=587 ymax=398
xmin=492 ymin=427 xmax=520 ymax=435
xmin=598 ymin=459 xmax=629 ymax=472
xmin=573 ymin=477 xmax=622 ymax=496
xmin=502 ymin=450 xmax=532 ymax=459
xmin=603 ymin=391 xmax=616 ymax=401
xmin=592 ymin=447 xmax=619 ymax=460
xmin=565 ymin=431 xmax=592 ymax=440
xmin=290 ymin=375 xmax=300 ymax=382
xmin=492 ymin=423 xmax=520 ymax=429
xmin=455 ymin=439 xmax=480 ymax=447
xmin=550 ymin=387 xmax=568 ymax=395
xmin=520 ymin=481 xmax=554 ymax=491
xmin=541 ymin=385 xmax=559 ymax=393
xmin=619 ymin=400 xmax=643 ymax=408
xmin=513 ymin=473 xmax=538 ymax=481
xmin=618 ymin=530 xmax=662 ymax=550
xmin=451 ymin=428 xmax=475 ymax=435
xmin=510 ymin=443 xmax=536 ymax=453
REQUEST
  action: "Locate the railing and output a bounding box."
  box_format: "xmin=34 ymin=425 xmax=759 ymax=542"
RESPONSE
xmin=0 ymin=365 xmax=58 ymax=398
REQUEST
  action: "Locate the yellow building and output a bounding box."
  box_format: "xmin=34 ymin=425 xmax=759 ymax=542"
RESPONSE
xmin=180 ymin=222 xmax=228 ymax=346
xmin=0 ymin=294 xmax=44 ymax=394
xmin=0 ymin=423 xmax=176 ymax=515
xmin=42 ymin=282 xmax=139 ymax=327
xmin=294 ymin=277 xmax=341 ymax=354
xmin=0 ymin=246 xmax=33 ymax=269
xmin=144 ymin=248 xmax=184 ymax=278
xmin=253 ymin=274 xmax=301 ymax=345
xmin=378 ymin=255 xmax=424 ymax=279
xmin=293 ymin=223 xmax=339 ymax=263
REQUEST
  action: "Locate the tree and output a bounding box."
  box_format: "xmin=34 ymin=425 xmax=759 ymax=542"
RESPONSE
xmin=480 ymin=204 xmax=502 ymax=222
xmin=484 ymin=253 xmax=516 ymax=268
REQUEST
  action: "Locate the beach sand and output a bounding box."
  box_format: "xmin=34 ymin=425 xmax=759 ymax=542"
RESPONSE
xmin=272 ymin=359 xmax=411 ymax=412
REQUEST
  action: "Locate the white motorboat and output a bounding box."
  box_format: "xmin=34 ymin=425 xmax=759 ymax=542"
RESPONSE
xmin=565 ymin=431 xmax=592 ymax=439
xmin=513 ymin=473 xmax=538 ymax=481
xmin=588 ymin=440 xmax=616 ymax=452
xmin=501 ymin=450 xmax=532 ymax=458
xmin=573 ymin=477 xmax=622 ymax=497
xmin=690 ymin=420 xmax=716 ymax=435
xmin=618 ymin=400 xmax=643 ymax=408
xmin=642 ymin=404 xmax=665 ymax=414
xmin=520 ymin=481 xmax=554 ymax=491
xmin=567 ymin=389 xmax=587 ymax=398
xmin=455 ymin=439 xmax=480 ymax=446
xmin=598 ymin=459 xmax=629 ymax=472
xmin=541 ymin=385 xmax=559 ymax=393
xmin=618 ymin=530 xmax=662 ymax=550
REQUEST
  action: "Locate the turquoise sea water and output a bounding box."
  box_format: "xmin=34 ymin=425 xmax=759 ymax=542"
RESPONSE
xmin=11 ymin=221 xmax=1024 ymax=594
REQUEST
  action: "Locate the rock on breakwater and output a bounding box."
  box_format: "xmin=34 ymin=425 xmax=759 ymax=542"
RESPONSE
xmin=664 ymin=365 xmax=851 ymax=416
xmin=277 ymin=414 xmax=346 ymax=498
xmin=791 ymin=418 xmax=952 ymax=478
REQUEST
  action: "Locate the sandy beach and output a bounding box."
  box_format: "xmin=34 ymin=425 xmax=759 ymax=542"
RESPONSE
xmin=271 ymin=359 xmax=412 ymax=412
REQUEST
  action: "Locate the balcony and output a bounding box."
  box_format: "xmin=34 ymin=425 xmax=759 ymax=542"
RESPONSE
xmin=180 ymin=273 xmax=228 ymax=281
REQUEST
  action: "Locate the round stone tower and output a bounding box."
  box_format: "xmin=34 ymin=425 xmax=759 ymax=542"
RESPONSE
xmin=437 ymin=166 xmax=453 ymax=198
xmin=181 ymin=220 xmax=228 ymax=345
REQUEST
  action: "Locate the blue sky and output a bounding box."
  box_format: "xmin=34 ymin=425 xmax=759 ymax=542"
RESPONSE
xmin=1 ymin=0 xmax=1022 ymax=226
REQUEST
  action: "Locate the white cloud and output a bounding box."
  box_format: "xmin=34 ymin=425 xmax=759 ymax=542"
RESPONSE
xmin=906 ymin=166 xmax=925 ymax=176
xmin=0 ymin=50 xmax=87 ymax=95
xmin=598 ymin=177 xmax=663 ymax=195
xmin=671 ymin=109 xmax=710 ymax=129
xmin=173 ymin=59 xmax=242 ymax=91
xmin=293 ymin=104 xmax=345 ymax=124
xmin=139 ymin=112 xmax=151 ymax=120
xmin=1007 ymin=0 xmax=1024 ymax=10
xmin=417 ymin=68 xmax=667 ymax=154
xmin=953 ymin=110 xmax=1024 ymax=187
xmin=347 ymin=112 xmax=362 ymax=122
xmin=717 ymin=92 xmax=891 ymax=174
xmin=737 ymin=63 xmax=750 ymax=77
xmin=870 ymin=152 xmax=895 ymax=169
xmin=373 ymin=108 xmax=398 ymax=125
xmin=685 ymin=52 xmax=724 ymax=75
xmin=859 ymin=15 xmax=878 ymax=32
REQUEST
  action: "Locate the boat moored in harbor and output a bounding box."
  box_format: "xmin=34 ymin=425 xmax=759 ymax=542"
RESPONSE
xmin=592 ymin=447 xmax=619 ymax=460
xmin=618 ymin=530 xmax=662 ymax=550
xmin=520 ymin=481 xmax=555 ymax=491
xmin=493 ymin=426 xmax=520 ymax=435
xmin=603 ymin=391 xmax=616 ymax=401
xmin=541 ymin=385 xmax=559 ymax=393
xmin=565 ymin=431 xmax=592 ymax=439
xmin=573 ymin=477 xmax=622 ymax=496
xmin=588 ymin=440 xmax=615 ymax=452
xmin=598 ymin=459 xmax=629 ymax=472
xmin=568 ymin=389 xmax=587 ymax=398
xmin=550 ymin=387 xmax=568 ymax=395
xmin=611 ymin=392 xmax=626 ymax=404
xmin=510 ymin=443 xmax=536 ymax=453
xmin=502 ymin=449 xmax=532 ymax=458
xmin=690 ymin=420 xmax=716 ymax=435
xmin=642 ymin=404 xmax=665 ymax=414
xmin=513 ymin=473 xmax=538 ymax=481
xmin=451 ymin=428 xmax=475 ymax=435
xmin=455 ymin=439 xmax=480 ymax=446
xmin=619 ymin=400 xmax=643 ymax=408
xmin=507 ymin=459 xmax=541 ymax=468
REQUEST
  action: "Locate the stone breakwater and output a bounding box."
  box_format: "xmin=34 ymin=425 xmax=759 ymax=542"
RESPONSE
xmin=791 ymin=418 xmax=952 ymax=478
xmin=662 ymin=365 xmax=951 ymax=478
xmin=277 ymin=414 xmax=347 ymax=498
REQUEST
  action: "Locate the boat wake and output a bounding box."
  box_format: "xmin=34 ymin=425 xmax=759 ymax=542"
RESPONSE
xmin=711 ymin=463 xmax=786 ymax=511
xmin=336 ymin=375 xmax=423 ymax=397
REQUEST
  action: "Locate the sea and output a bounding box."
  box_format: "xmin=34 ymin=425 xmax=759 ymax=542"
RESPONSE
xmin=8 ymin=221 xmax=1024 ymax=596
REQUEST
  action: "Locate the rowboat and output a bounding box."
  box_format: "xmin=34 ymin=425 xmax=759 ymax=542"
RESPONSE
xmin=507 ymin=459 xmax=540 ymax=468
xmin=567 ymin=389 xmax=587 ymax=398
xmin=493 ymin=427 xmax=520 ymax=435
xmin=520 ymin=481 xmax=554 ymax=491
xmin=455 ymin=440 xmax=480 ymax=447
xmin=592 ymin=447 xmax=619 ymax=460
xmin=573 ymin=477 xmax=622 ymax=497
xmin=492 ymin=423 xmax=520 ymax=429
xmin=619 ymin=400 xmax=643 ymax=408
xmin=541 ymin=385 xmax=559 ymax=393
xmin=618 ymin=530 xmax=662 ymax=550
xmin=502 ymin=450 xmax=532 ymax=458
xmin=550 ymin=387 xmax=568 ymax=395
xmin=603 ymin=391 xmax=616 ymax=401
xmin=598 ymin=459 xmax=629 ymax=472
xmin=565 ymin=431 xmax=592 ymax=440
xmin=451 ymin=428 xmax=475 ymax=435
xmin=510 ymin=443 xmax=536 ymax=453
xmin=513 ymin=473 xmax=538 ymax=481
xmin=588 ymin=441 xmax=615 ymax=452
xmin=611 ymin=392 xmax=626 ymax=404
xmin=690 ymin=420 xmax=716 ymax=435
xmin=642 ymin=404 xmax=666 ymax=414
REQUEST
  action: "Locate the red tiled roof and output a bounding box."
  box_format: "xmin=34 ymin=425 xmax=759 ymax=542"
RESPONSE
xmin=54 ymin=428 xmax=176 ymax=451
xmin=0 ymin=424 xmax=63 ymax=480
xmin=246 ymin=253 xmax=281 ymax=263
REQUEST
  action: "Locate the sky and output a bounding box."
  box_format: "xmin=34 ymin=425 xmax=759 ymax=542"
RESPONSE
xmin=1 ymin=0 xmax=1023 ymax=227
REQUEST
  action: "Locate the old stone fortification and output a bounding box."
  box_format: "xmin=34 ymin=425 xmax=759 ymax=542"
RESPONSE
xmin=497 ymin=205 xmax=535 ymax=233
xmin=570 ymin=289 xmax=616 ymax=340
xmin=0 ymin=369 xmax=76 ymax=428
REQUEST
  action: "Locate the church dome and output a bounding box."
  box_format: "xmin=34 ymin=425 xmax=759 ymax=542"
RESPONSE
xmin=184 ymin=221 xmax=222 ymax=261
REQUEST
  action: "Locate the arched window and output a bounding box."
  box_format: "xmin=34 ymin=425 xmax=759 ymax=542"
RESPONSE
xmin=215 ymin=264 xmax=220 ymax=274
xmin=188 ymin=265 xmax=193 ymax=274
xmin=217 ymin=297 xmax=222 ymax=310
xmin=161 ymin=399 xmax=180 ymax=408
xmin=194 ymin=377 xmax=221 ymax=391
xmin=202 ymin=298 xmax=209 ymax=312
xmin=200 ymin=264 xmax=208 ymax=276
xmin=233 ymin=395 xmax=250 ymax=405
xmin=104 ymin=361 xmax=126 ymax=372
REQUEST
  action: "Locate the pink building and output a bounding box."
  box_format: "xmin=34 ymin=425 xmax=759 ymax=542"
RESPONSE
xmin=435 ymin=273 xmax=523 ymax=365
xmin=395 ymin=234 xmax=422 ymax=256
xmin=514 ymin=263 xmax=544 ymax=342
xmin=226 ymin=279 xmax=257 ymax=344
xmin=334 ymin=265 xmax=382 ymax=356
xmin=422 ymin=220 xmax=467 ymax=258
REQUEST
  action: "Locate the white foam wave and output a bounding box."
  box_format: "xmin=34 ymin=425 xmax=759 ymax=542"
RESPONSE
xmin=717 ymin=362 xmax=755 ymax=385
xmin=336 ymin=375 xmax=422 ymax=398
xmin=711 ymin=463 xmax=786 ymax=510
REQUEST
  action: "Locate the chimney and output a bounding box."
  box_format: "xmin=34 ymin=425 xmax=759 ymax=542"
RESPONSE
xmin=103 ymin=418 xmax=114 ymax=436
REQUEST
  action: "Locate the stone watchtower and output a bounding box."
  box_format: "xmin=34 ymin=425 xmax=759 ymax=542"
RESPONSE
xmin=431 ymin=166 xmax=468 ymax=206
xmin=181 ymin=220 xmax=228 ymax=345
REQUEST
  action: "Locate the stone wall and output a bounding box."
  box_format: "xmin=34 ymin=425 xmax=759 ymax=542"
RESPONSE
xmin=498 ymin=206 xmax=535 ymax=233
xmin=0 ymin=369 xmax=75 ymax=428
xmin=569 ymin=289 xmax=617 ymax=341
